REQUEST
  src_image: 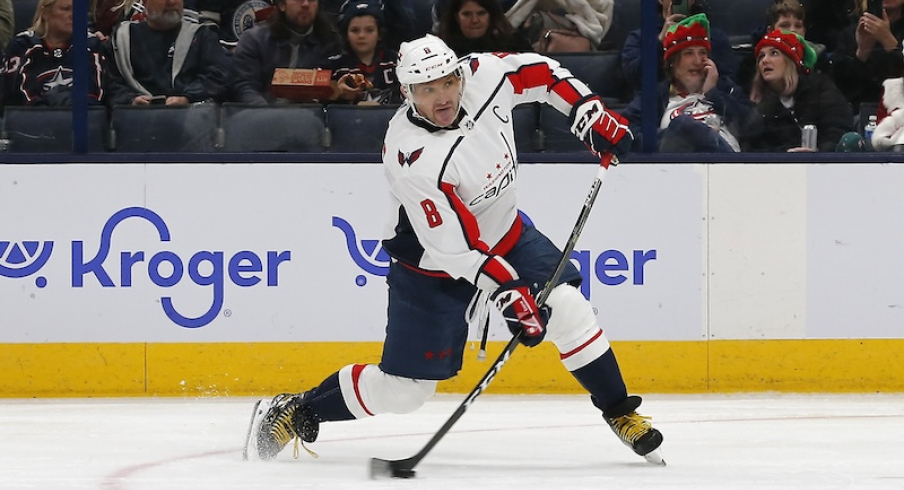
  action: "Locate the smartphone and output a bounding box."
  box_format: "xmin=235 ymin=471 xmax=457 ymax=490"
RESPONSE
xmin=148 ymin=95 xmax=167 ymax=105
xmin=671 ymin=0 xmax=690 ymax=16
xmin=867 ymin=0 xmax=883 ymax=16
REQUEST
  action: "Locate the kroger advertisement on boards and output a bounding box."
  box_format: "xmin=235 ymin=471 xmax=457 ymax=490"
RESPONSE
xmin=0 ymin=163 xmax=705 ymax=343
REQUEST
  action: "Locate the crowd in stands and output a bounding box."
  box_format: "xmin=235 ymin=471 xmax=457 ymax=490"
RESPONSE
xmin=1 ymin=0 xmax=903 ymax=153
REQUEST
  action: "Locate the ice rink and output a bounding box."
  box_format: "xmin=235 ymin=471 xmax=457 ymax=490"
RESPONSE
xmin=2 ymin=393 xmax=902 ymax=489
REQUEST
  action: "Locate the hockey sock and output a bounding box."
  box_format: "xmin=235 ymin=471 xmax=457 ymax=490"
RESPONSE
xmin=304 ymin=372 xmax=355 ymax=422
xmin=570 ymin=348 xmax=628 ymax=412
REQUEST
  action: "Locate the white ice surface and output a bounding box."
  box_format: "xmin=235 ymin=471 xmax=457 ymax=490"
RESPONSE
xmin=1 ymin=393 xmax=902 ymax=489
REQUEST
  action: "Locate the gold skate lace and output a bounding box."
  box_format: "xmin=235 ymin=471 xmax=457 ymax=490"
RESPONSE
xmin=271 ymin=406 xmax=319 ymax=460
xmin=610 ymin=412 xmax=652 ymax=444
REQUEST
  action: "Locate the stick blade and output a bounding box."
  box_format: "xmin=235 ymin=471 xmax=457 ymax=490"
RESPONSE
xmin=369 ymin=458 xmax=417 ymax=479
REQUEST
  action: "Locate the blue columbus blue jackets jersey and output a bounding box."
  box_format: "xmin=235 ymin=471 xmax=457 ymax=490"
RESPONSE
xmin=0 ymin=31 xmax=104 ymax=108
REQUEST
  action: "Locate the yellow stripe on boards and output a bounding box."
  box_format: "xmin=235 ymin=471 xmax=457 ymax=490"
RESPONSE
xmin=1 ymin=339 xmax=902 ymax=397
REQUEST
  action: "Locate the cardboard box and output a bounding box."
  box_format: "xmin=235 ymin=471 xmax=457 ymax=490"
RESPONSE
xmin=269 ymin=68 xmax=335 ymax=102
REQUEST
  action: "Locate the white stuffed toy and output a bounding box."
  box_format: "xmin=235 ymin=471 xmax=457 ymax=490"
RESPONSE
xmin=505 ymin=0 xmax=614 ymax=45
xmin=872 ymin=77 xmax=904 ymax=151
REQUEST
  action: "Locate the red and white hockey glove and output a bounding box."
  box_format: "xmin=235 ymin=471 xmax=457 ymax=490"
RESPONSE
xmin=491 ymin=281 xmax=549 ymax=347
xmin=569 ymin=95 xmax=634 ymax=158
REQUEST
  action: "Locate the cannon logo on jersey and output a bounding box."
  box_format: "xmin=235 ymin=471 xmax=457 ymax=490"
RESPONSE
xmin=230 ymin=0 xmax=273 ymax=41
xmin=332 ymin=216 xmax=390 ymax=286
xmin=0 ymin=240 xmax=54 ymax=287
xmin=398 ymin=147 xmax=425 ymax=166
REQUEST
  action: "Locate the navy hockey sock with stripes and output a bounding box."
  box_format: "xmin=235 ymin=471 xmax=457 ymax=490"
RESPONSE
xmin=304 ymin=372 xmax=355 ymax=422
xmin=570 ymin=348 xmax=628 ymax=412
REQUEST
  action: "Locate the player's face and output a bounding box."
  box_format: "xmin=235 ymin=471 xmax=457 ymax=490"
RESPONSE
xmin=457 ymin=1 xmax=489 ymax=39
xmin=409 ymin=72 xmax=462 ymax=127
xmin=772 ymin=14 xmax=805 ymax=36
xmin=757 ymin=47 xmax=790 ymax=89
xmin=43 ymin=0 xmax=73 ymax=40
xmin=671 ymin=46 xmax=708 ymax=93
xmin=281 ymin=0 xmax=318 ymax=30
xmin=347 ymin=15 xmax=379 ymax=58
xmin=145 ymin=0 xmax=183 ymax=30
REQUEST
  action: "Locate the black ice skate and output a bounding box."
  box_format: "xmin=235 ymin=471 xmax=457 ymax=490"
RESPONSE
xmin=242 ymin=392 xmax=320 ymax=461
xmin=602 ymin=395 xmax=666 ymax=465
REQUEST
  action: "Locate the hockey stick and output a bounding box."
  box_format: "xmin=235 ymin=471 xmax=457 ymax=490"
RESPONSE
xmin=370 ymin=154 xmax=617 ymax=479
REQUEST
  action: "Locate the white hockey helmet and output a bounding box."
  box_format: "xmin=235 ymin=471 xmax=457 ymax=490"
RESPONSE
xmin=396 ymin=34 xmax=461 ymax=87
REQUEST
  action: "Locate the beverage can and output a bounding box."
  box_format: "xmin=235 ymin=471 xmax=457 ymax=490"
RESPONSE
xmin=801 ymin=124 xmax=817 ymax=150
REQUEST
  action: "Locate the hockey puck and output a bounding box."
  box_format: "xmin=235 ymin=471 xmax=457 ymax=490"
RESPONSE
xmin=391 ymin=468 xmax=416 ymax=479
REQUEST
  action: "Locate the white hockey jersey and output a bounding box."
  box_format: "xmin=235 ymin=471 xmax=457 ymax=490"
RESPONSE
xmin=381 ymin=51 xmax=595 ymax=293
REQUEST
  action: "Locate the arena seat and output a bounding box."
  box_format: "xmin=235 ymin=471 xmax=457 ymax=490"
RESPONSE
xmin=548 ymin=51 xmax=630 ymax=108
xmin=705 ymin=0 xmax=774 ymax=47
xmin=538 ymin=104 xmax=586 ymax=153
xmin=220 ymin=103 xmax=327 ymax=152
xmin=110 ymin=104 xmax=220 ymax=152
xmin=325 ymin=104 xmax=399 ymax=153
xmin=1 ymin=106 xmax=109 ymax=152
xmin=12 ymin=0 xmax=37 ymax=35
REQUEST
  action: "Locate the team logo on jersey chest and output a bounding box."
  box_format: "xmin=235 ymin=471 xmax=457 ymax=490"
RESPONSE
xmin=397 ymin=147 xmax=424 ymax=166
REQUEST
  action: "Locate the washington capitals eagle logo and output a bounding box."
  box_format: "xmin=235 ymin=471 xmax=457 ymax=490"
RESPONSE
xmin=469 ymin=57 xmax=480 ymax=74
xmin=398 ymin=147 xmax=425 ymax=166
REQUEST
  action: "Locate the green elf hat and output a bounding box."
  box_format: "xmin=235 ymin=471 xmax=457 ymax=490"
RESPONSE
xmin=662 ymin=13 xmax=711 ymax=61
xmin=755 ymin=29 xmax=818 ymax=73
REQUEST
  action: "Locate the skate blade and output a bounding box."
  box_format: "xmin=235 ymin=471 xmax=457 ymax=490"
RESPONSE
xmin=643 ymin=448 xmax=666 ymax=466
xmin=242 ymin=399 xmax=268 ymax=461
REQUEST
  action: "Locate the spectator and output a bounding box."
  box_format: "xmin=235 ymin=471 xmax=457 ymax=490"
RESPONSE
xmin=870 ymin=76 xmax=904 ymax=150
xmin=831 ymin=0 xmax=904 ymax=112
xmin=737 ymin=1 xmax=831 ymax=93
xmin=102 ymin=0 xmax=230 ymax=106
xmin=747 ymin=29 xmax=858 ymax=152
xmin=435 ymin=0 xmax=531 ymax=57
xmin=329 ymin=0 xmax=400 ymax=104
xmin=229 ymin=0 xmax=342 ymax=104
xmin=91 ymin=0 xmax=200 ymax=37
xmin=0 ymin=0 xmax=13 ymax=52
xmin=621 ymin=14 xmax=759 ymax=153
xmin=1 ymin=0 xmax=104 ymax=110
xmin=620 ymin=0 xmax=738 ymax=94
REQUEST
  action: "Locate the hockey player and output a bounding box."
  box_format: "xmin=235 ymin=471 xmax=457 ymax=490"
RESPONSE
xmin=245 ymin=34 xmax=664 ymax=466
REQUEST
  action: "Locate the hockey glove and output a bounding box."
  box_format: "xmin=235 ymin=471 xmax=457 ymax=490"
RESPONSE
xmin=491 ymin=281 xmax=549 ymax=347
xmin=569 ymin=95 xmax=634 ymax=158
